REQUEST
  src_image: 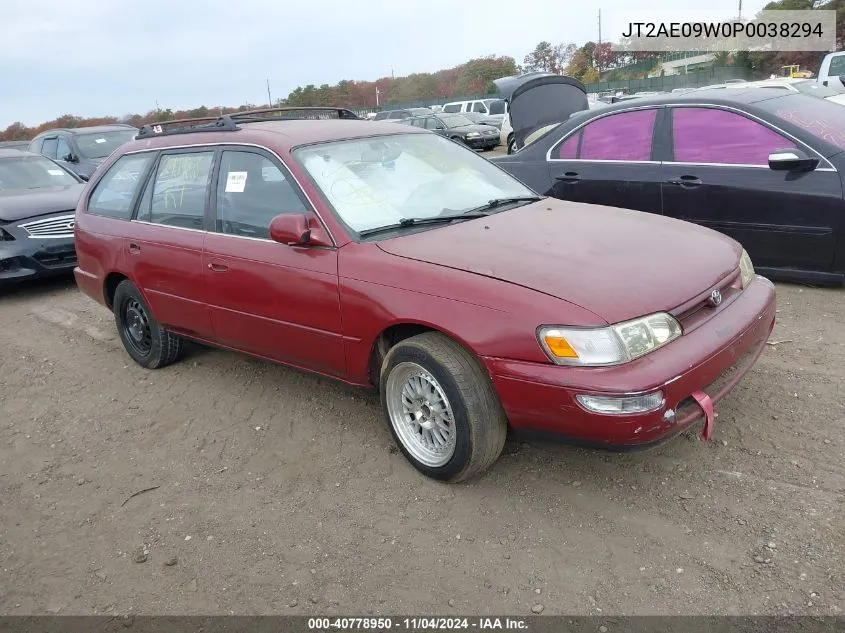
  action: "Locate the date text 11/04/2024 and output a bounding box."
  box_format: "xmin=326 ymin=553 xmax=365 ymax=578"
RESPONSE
xmin=307 ymin=617 xmax=529 ymax=630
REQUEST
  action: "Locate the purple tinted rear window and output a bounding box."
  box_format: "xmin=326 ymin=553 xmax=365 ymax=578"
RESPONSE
xmin=579 ymin=109 xmax=657 ymax=161
xmin=557 ymin=132 xmax=580 ymax=158
xmin=672 ymin=107 xmax=794 ymax=165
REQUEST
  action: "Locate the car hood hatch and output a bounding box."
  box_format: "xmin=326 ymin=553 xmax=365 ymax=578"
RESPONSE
xmin=495 ymin=73 xmax=590 ymax=149
xmin=0 ymin=184 xmax=85 ymax=223
xmin=376 ymin=199 xmax=741 ymax=324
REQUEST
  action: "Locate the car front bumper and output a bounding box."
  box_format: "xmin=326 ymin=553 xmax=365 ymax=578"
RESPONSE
xmin=0 ymin=232 xmax=77 ymax=284
xmin=465 ymin=135 xmax=500 ymax=150
xmin=483 ymin=275 xmax=777 ymax=447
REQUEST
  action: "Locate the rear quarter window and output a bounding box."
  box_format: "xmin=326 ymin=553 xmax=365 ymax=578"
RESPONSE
xmin=87 ymin=153 xmax=155 ymax=219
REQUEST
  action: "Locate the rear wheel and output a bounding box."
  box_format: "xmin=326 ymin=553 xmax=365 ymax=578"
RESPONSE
xmin=380 ymin=332 xmax=507 ymax=482
xmin=113 ymin=280 xmax=183 ymax=369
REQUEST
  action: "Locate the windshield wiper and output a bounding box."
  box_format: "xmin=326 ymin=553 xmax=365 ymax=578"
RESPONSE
xmin=358 ymin=212 xmax=490 ymax=238
xmin=454 ymin=195 xmax=544 ymax=215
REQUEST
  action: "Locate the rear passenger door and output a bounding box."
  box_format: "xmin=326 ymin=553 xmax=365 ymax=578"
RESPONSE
xmin=202 ymin=148 xmax=345 ymax=377
xmin=546 ymin=107 xmax=663 ymax=214
xmin=128 ymin=149 xmax=215 ymax=339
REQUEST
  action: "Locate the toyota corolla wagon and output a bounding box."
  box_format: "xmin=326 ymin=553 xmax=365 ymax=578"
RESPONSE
xmin=73 ymin=107 xmax=776 ymax=482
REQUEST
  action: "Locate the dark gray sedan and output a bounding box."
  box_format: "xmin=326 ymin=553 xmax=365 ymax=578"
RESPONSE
xmin=403 ymin=113 xmax=500 ymax=150
xmin=0 ymin=149 xmax=85 ymax=286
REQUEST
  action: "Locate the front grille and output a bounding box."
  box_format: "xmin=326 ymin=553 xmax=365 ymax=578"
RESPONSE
xmin=18 ymin=213 xmax=75 ymax=238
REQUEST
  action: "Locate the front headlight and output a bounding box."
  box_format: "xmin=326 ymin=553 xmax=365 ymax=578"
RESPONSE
xmin=466 ymin=132 xmax=481 ymax=138
xmin=739 ymin=249 xmax=755 ymax=288
xmin=538 ymin=312 xmax=683 ymax=366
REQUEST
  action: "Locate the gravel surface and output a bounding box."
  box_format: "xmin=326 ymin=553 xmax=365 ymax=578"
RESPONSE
xmin=0 ymin=276 xmax=843 ymax=616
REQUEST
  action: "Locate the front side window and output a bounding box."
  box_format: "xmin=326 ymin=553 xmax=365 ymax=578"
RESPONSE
xmin=87 ymin=153 xmax=154 ymax=219
xmin=0 ymin=155 xmax=79 ymax=191
xmin=215 ymin=150 xmax=308 ymax=239
xmin=442 ymin=104 xmax=462 ymax=113
xmin=373 ymin=112 xmax=390 ymax=121
xmin=578 ymin=109 xmax=657 ymax=161
xmin=294 ymin=133 xmax=534 ymax=234
xmin=56 ymin=137 xmax=72 ymax=161
xmin=75 ymin=130 xmax=137 ymax=159
xmin=424 ymin=117 xmax=442 ymax=130
xmin=438 ymin=114 xmax=474 ymax=129
xmin=487 ymin=99 xmax=506 ymax=115
xmin=672 ymin=107 xmax=795 ymax=165
xmin=146 ymin=152 xmax=213 ymax=229
xmin=472 ymin=102 xmax=487 ymax=113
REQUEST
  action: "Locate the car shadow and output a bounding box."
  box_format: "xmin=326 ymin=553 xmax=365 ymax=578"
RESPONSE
xmin=0 ymin=274 xmax=77 ymax=302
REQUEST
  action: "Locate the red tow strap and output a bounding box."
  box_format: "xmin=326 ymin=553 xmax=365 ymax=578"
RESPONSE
xmin=691 ymin=390 xmax=715 ymax=441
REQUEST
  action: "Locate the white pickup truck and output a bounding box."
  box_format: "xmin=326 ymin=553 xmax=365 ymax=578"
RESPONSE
xmin=816 ymin=51 xmax=845 ymax=88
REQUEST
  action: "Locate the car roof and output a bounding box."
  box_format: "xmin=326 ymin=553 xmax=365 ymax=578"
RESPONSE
xmin=33 ymin=124 xmax=137 ymax=137
xmin=120 ymin=119 xmax=428 ymax=154
xmin=582 ymin=87 xmax=806 ymax=112
xmin=0 ymin=148 xmax=42 ymax=159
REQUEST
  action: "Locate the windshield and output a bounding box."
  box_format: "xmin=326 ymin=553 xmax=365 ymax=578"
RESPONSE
xmin=767 ymin=96 xmax=845 ymax=151
xmin=438 ymin=114 xmax=475 ymax=129
xmin=294 ymin=133 xmax=534 ymax=234
xmin=75 ymin=130 xmax=137 ymax=159
xmin=0 ymin=155 xmax=79 ymax=190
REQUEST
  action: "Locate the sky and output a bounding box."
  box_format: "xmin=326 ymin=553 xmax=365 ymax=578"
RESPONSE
xmin=0 ymin=0 xmax=769 ymax=128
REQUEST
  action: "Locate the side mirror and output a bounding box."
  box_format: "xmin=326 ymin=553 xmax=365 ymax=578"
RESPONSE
xmin=78 ymin=174 xmax=90 ymax=182
xmin=270 ymin=213 xmax=311 ymax=245
xmin=63 ymin=153 xmax=79 ymax=163
xmin=768 ymin=148 xmax=818 ymax=172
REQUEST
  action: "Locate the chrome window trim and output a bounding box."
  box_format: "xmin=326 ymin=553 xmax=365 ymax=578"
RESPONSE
xmin=546 ymin=102 xmax=837 ymax=172
xmin=114 ymin=142 xmax=338 ymax=246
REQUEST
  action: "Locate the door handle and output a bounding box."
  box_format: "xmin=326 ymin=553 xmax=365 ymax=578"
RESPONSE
xmin=207 ymin=261 xmax=229 ymax=273
xmin=667 ymin=175 xmax=702 ymax=187
xmin=127 ymin=243 xmax=141 ymax=254
xmin=555 ymin=171 xmax=581 ymax=183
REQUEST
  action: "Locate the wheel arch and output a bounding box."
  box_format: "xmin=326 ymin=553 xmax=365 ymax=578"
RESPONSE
xmin=103 ymin=271 xmax=130 ymax=309
xmin=366 ymin=320 xmax=482 ymax=388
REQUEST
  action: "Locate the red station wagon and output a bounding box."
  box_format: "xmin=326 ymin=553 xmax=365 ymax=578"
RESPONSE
xmin=73 ymin=107 xmax=777 ymax=482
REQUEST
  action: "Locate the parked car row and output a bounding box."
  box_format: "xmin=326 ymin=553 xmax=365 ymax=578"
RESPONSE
xmin=3 ymin=84 xmax=843 ymax=482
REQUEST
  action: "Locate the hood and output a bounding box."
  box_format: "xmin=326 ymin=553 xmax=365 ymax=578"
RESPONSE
xmin=495 ymin=74 xmax=589 ymax=149
xmin=0 ymin=184 xmax=85 ymax=223
xmin=376 ymin=199 xmax=741 ymax=324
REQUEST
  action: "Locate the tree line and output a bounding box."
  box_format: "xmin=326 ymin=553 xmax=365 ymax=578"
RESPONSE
xmin=2 ymin=0 xmax=841 ymax=142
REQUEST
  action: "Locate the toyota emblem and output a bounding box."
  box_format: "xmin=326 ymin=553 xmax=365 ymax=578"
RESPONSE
xmin=708 ymin=289 xmax=722 ymax=307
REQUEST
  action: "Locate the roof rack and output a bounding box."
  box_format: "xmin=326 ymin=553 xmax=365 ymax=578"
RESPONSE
xmin=134 ymin=106 xmax=362 ymax=140
xmin=135 ymin=116 xmax=237 ymax=140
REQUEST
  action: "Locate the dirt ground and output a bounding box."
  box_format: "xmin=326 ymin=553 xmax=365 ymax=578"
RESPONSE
xmin=0 ymin=275 xmax=843 ymax=617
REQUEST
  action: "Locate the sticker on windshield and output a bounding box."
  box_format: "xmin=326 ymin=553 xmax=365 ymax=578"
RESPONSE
xmin=225 ymin=171 xmax=248 ymax=193
xmin=94 ymin=138 xmax=107 ymax=144
xmin=47 ymin=169 xmax=65 ymax=176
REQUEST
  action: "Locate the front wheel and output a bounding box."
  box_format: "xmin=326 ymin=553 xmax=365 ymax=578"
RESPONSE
xmin=113 ymin=280 xmax=183 ymax=369
xmin=380 ymin=332 xmax=507 ymax=482
xmin=507 ymin=134 xmax=516 ymax=154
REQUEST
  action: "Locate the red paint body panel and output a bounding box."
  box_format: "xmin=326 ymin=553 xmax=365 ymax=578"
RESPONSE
xmin=202 ymin=232 xmax=345 ymax=377
xmin=485 ymin=276 xmax=776 ymax=444
xmin=73 ymin=120 xmax=777 ymax=449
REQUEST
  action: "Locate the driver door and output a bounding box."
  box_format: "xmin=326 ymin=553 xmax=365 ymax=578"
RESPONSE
xmin=202 ymin=147 xmax=345 ymax=377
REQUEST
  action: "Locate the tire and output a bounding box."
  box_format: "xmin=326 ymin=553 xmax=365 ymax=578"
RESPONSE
xmin=380 ymin=332 xmax=507 ymax=482
xmin=450 ymin=136 xmax=466 ymax=146
xmin=113 ymin=279 xmax=183 ymax=369
xmin=507 ymin=134 xmax=516 ymax=154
